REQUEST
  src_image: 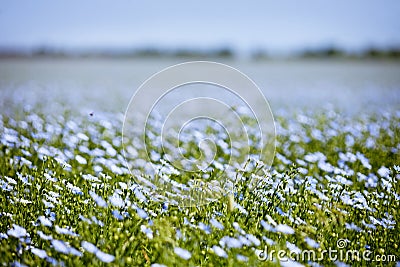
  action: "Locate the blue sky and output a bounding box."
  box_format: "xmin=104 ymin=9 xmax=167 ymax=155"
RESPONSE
xmin=0 ymin=0 xmax=399 ymax=53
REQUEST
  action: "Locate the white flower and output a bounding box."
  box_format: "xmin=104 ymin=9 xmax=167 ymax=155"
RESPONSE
xmin=245 ymin=234 xmax=260 ymax=246
xmin=305 ymin=237 xmax=320 ymax=248
xmin=89 ymin=190 xmax=107 ymax=207
xmin=133 ymin=188 xmax=147 ymax=202
xmin=262 ymin=236 xmax=275 ymax=245
xmin=55 ymin=226 xmax=79 ymax=237
xmin=210 ymin=218 xmax=224 ymax=230
xmin=212 ymin=245 xmax=227 ymax=258
xmin=81 ymin=241 xmax=111 ymax=263
xmin=38 ymin=216 xmax=52 ymax=227
xmin=136 ymin=208 xmax=148 ymax=219
xmin=82 ymin=174 xmax=100 ymax=182
xmin=75 ymin=155 xmax=87 ymax=165
xmin=42 ymin=200 xmax=55 ymax=208
xmin=304 ymin=152 xmax=326 ymax=163
xmin=66 ymin=183 xmax=83 ymax=195
xmin=96 ymin=250 xmax=115 ymax=263
xmin=356 ymin=152 xmax=371 ymax=169
xmin=37 ymin=230 xmax=52 ymax=240
xmin=377 ymin=166 xmax=390 ymax=178
xmin=0 ymin=233 xmax=8 ymax=239
xmin=5 ymin=176 xmax=17 ymax=185
xmin=16 ymin=198 xmax=32 ymax=204
xmin=275 ymin=224 xmax=295 ymax=234
xmin=51 ymin=239 xmax=69 ymax=254
xmin=232 ymin=222 xmax=245 ymax=234
xmin=219 ymin=236 xmax=243 ymax=249
xmin=69 ymin=247 xmax=83 ymax=257
xmin=79 ymin=214 xmax=92 ymax=224
xmin=119 ymin=182 xmax=128 ymax=190
xmin=44 ymin=173 xmax=57 ymax=182
xmin=260 ymin=220 xmax=274 ymax=232
xmin=91 ymin=216 xmax=104 ymax=227
xmin=7 ymin=224 xmax=27 ymax=238
xmin=30 ymin=247 xmax=47 ymax=259
xmin=238 ymin=235 xmax=252 ymax=246
xmin=112 ymin=210 xmax=124 ymax=220
xmin=265 ymin=214 xmax=277 ymax=226
xmin=345 ymin=222 xmax=362 ymax=232
xmin=236 ymin=254 xmax=248 ymax=262
xmin=213 ymin=161 xmax=224 ymax=170
xmin=198 ymin=222 xmax=211 ymax=234
xmin=318 ymin=161 xmax=334 ymax=173
xmin=174 ymin=247 xmax=192 ymax=260
xmin=77 ymin=132 xmax=89 ymax=141
xmin=20 ymin=157 xmax=32 ymax=166
xmin=235 ymin=203 xmax=248 ymax=215
xmin=12 ymin=261 xmax=27 ymax=267
xmin=286 ymin=241 xmax=301 ymax=254
xmin=109 ymin=194 xmax=124 ymax=208
xmin=81 ymin=241 xmax=98 ymax=253
xmin=140 ymin=225 xmax=153 ymax=239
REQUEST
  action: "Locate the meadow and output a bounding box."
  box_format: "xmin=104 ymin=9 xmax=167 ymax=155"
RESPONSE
xmin=0 ymin=59 xmax=399 ymax=266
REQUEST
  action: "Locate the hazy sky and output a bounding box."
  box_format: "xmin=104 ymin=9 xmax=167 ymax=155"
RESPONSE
xmin=0 ymin=0 xmax=399 ymax=53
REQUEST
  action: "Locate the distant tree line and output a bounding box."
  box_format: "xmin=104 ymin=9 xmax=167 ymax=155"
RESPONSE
xmin=0 ymin=46 xmax=399 ymax=60
xmin=0 ymin=47 xmax=234 ymax=59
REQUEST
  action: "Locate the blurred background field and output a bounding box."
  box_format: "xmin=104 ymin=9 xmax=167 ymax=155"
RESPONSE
xmin=0 ymin=58 xmax=399 ymax=115
xmin=0 ymin=0 xmax=399 ymax=116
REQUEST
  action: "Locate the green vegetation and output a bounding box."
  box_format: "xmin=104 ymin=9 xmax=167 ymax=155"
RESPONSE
xmin=0 ymin=107 xmax=399 ymax=266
